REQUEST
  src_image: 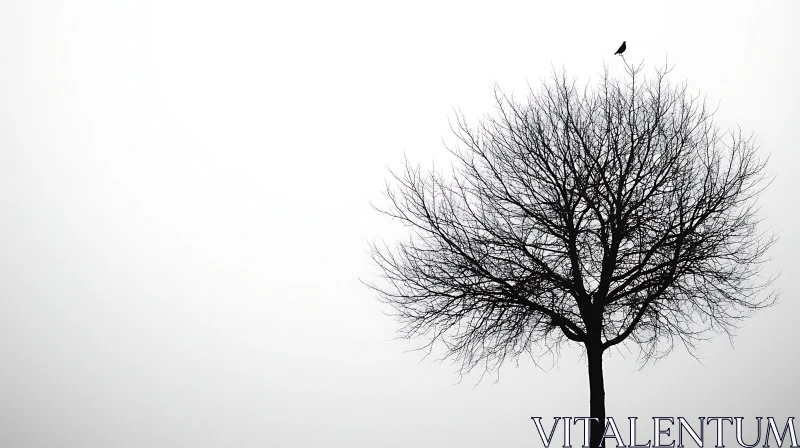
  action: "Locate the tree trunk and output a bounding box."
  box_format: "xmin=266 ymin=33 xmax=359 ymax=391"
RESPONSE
xmin=587 ymin=344 xmax=606 ymax=448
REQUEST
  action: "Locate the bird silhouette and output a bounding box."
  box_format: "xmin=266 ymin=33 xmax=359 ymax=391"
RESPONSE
xmin=614 ymin=41 xmax=626 ymax=55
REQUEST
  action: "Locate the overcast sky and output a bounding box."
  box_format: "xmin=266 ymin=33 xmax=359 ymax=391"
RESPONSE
xmin=1 ymin=1 xmax=798 ymax=447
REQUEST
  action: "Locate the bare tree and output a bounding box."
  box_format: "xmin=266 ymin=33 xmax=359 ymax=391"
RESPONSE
xmin=365 ymin=61 xmax=777 ymax=448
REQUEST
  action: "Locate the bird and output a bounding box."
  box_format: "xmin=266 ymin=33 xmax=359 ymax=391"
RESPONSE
xmin=614 ymin=41 xmax=626 ymax=55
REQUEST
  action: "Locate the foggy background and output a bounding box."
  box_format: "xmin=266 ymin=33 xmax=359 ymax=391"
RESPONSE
xmin=1 ymin=1 xmax=797 ymax=447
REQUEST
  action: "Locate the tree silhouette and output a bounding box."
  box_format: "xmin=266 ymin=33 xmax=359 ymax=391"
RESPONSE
xmin=365 ymin=60 xmax=777 ymax=448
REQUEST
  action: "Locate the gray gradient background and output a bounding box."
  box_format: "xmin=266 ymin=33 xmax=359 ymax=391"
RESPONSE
xmin=1 ymin=1 xmax=798 ymax=447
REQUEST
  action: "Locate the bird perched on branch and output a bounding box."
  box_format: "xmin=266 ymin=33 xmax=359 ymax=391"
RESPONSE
xmin=614 ymin=41 xmax=626 ymax=55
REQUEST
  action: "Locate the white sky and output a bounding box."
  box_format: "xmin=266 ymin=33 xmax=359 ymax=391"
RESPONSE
xmin=1 ymin=1 xmax=798 ymax=447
